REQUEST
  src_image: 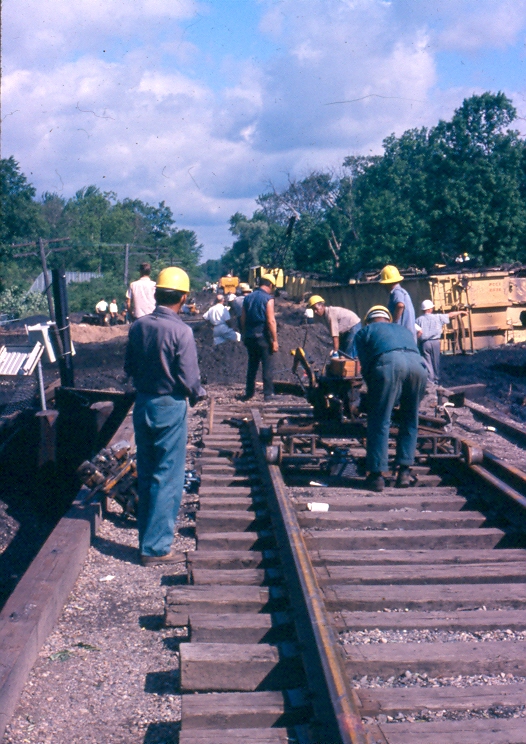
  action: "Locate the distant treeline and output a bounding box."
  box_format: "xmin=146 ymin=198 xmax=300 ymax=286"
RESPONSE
xmin=210 ymin=92 xmax=526 ymax=282
xmin=0 ymin=160 xmax=202 ymax=313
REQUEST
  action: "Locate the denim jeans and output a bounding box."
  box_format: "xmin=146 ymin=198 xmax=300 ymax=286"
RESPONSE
xmin=133 ymin=394 xmax=187 ymax=557
xmin=365 ymin=350 xmax=427 ymax=473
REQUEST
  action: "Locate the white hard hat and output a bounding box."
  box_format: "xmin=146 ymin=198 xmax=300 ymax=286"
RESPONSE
xmin=421 ymin=299 xmax=434 ymax=311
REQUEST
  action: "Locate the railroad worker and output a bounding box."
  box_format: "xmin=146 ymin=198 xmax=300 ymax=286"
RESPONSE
xmin=95 ymin=298 xmax=108 ymax=326
xmin=241 ymin=274 xmax=279 ymax=402
xmin=306 ymin=295 xmax=361 ymax=358
xmin=380 ymin=265 xmax=417 ymax=341
xmin=203 ymin=294 xmax=241 ymax=345
xmin=126 ymin=262 xmax=156 ymax=321
xmin=230 ymin=283 xmax=252 ymax=331
xmin=355 ymin=305 xmax=428 ymax=492
xmin=109 ymin=298 xmax=119 ymax=326
xmin=416 ymin=300 xmax=468 ymax=385
xmin=124 ymin=267 xmax=206 ymax=565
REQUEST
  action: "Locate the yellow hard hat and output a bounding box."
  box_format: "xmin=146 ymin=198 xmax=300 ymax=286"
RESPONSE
xmin=307 ymin=294 xmax=325 ymax=308
xmin=379 ymin=265 xmax=403 ymax=284
xmin=156 ymin=267 xmax=190 ymax=292
xmin=364 ymin=305 xmax=392 ymax=323
xmin=261 ymin=273 xmax=276 ymax=286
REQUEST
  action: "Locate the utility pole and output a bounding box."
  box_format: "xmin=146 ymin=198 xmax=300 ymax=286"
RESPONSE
xmin=12 ymin=237 xmax=71 ymax=322
xmin=38 ymin=237 xmax=55 ymax=321
xmin=124 ymin=243 xmax=129 ymax=287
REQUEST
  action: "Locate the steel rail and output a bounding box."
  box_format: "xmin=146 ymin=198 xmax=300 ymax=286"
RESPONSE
xmin=249 ymin=408 xmax=370 ymax=744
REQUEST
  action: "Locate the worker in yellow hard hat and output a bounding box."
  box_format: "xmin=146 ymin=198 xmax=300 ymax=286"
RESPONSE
xmin=307 ymin=294 xmax=361 ymax=358
xmin=240 ymin=273 xmax=279 ymax=401
xmin=354 ymin=305 xmax=427 ymax=492
xmin=379 ymin=265 xmax=417 ymax=341
xmin=124 ymin=266 xmax=206 ymax=566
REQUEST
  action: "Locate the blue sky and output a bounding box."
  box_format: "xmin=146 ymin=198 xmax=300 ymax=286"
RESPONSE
xmin=3 ymin=0 xmax=526 ymax=260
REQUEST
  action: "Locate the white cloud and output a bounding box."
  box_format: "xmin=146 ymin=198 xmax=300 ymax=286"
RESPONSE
xmin=3 ymin=0 xmax=526 ymax=260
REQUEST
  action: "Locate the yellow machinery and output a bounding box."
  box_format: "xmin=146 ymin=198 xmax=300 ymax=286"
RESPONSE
xmin=249 ymin=266 xmax=285 ymax=289
xmin=218 ymin=275 xmax=239 ymax=295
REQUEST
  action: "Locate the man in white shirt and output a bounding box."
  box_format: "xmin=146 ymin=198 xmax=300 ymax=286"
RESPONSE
xmin=95 ymin=298 xmax=108 ymax=326
xmin=203 ymin=295 xmax=241 ymax=345
xmin=126 ymin=263 xmax=156 ymax=320
xmin=109 ymin=298 xmax=119 ymax=326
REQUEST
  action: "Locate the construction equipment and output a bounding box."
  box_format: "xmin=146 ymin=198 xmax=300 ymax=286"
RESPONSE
xmin=218 ymin=275 xmax=239 ymax=295
xmin=291 ymin=347 xmax=362 ymax=421
xmin=248 ymin=266 xmax=284 ymax=289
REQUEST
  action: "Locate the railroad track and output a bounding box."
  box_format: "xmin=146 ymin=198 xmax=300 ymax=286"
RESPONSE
xmin=171 ymin=396 xmax=526 ymax=744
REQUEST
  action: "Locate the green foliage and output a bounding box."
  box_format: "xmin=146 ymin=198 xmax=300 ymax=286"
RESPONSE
xmin=0 ymin=157 xmax=46 ymax=248
xmin=0 ymin=158 xmax=204 ymax=309
xmin=346 ymin=92 xmax=526 ymax=272
xmin=0 ymin=285 xmax=48 ymax=318
xmin=66 ymin=275 xmax=128 ymax=314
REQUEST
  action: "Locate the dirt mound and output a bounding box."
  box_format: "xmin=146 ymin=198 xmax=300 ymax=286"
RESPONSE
xmin=71 ymin=324 xmax=130 ymax=344
xmin=193 ymin=311 xmax=331 ymax=387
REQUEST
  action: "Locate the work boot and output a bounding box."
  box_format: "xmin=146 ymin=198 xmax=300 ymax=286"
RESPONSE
xmin=263 ymin=394 xmax=277 ymax=402
xmin=364 ymin=472 xmax=384 ymax=492
xmin=396 ymin=466 xmax=412 ymax=488
xmin=140 ymin=549 xmax=186 ymax=567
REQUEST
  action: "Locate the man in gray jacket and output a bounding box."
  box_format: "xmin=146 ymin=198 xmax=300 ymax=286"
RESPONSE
xmin=124 ymin=267 xmax=205 ymax=565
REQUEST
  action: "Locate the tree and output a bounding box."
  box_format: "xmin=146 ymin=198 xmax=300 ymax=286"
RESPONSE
xmin=0 ymin=157 xmax=46 ymax=248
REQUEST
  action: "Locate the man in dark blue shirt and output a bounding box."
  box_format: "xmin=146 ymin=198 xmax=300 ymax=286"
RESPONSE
xmin=355 ymin=305 xmax=427 ymax=492
xmin=125 ymin=267 xmax=205 ymax=565
xmin=241 ymin=274 xmax=279 ymax=401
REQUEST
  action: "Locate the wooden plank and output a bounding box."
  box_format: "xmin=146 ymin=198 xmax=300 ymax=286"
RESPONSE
xmin=198 ymin=496 xmax=265 ymax=511
xmin=197 ymin=532 xmax=275 ymax=551
xmin=294 ymin=494 xmax=467 ymax=512
xmin=200 ymin=464 xmax=257 ymax=475
xmin=199 ymin=475 xmax=256 ymax=487
xmin=165 ymin=585 xmax=286 ymax=626
xmin=188 ymin=550 xmax=276 ymax=570
xmin=345 ymin=640 xmax=526 ymax=677
xmin=182 ymin=690 xmax=309 ymax=728
xmin=358 ymin=682 xmax=526 ymax=715
xmin=317 ymin=561 xmax=526 ymax=585
xmin=299 ymin=511 xmax=485 ymax=530
xmin=180 ymin=643 xmax=304 ymax=691
xmin=379 ymin=718 xmax=526 ymax=744
xmin=304 ymin=528 xmax=504 ymax=551
xmin=189 ymin=548 xmax=277 ymax=566
xmin=196 ymin=510 xmax=270 ymax=533
xmin=180 ymin=728 xmax=292 ymax=743
xmin=313 ymin=548 xmax=526 ymax=566
xmin=191 ymin=568 xmax=270 ymax=585
xmin=190 ymin=612 xmax=293 ymax=643
xmin=296 ymin=486 xmax=459 ymax=497
xmin=0 ymin=511 xmax=91 ymax=739
xmin=326 ymin=582 xmax=526 ymax=612
xmin=334 ymin=609 xmax=526 ymax=632
xmin=198 ymin=486 xmax=258 ymax=497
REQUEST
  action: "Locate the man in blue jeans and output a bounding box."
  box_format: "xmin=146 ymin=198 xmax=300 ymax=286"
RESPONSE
xmin=355 ymin=305 xmax=428 ymax=492
xmin=124 ymin=267 xmax=206 ymax=565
